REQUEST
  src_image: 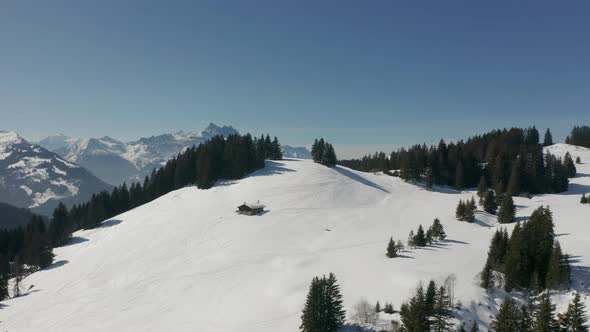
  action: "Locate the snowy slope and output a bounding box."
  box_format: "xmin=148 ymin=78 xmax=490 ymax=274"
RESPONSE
xmin=2 ymin=145 xmax=590 ymax=331
xmin=0 ymin=131 xmax=112 ymax=215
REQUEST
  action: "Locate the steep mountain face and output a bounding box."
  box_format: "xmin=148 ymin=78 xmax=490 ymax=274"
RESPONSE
xmin=43 ymin=123 xmax=241 ymax=185
xmin=282 ymin=145 xmax=311 ymax=159
xmin=0 ymin=201 xmax=38 ymax=230
xmin=0 ymin=131 xmax=112 ymax=215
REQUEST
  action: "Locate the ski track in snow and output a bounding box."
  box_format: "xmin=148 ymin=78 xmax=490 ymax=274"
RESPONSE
xmin=2 ymin=143 xmax=590 ymax=331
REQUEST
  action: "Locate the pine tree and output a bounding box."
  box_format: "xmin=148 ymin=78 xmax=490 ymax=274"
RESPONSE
xmin=480 ymin=258 xmax=494 ymax=291
xmin=455 ymin=161 xmax=465 ymax=190
xmin=424 ymin=280 xmax=437 ymax=319
xmin=470 ymin=321 xmax=479 ymax=332
xmin=560 ymin=253 xmax=572 ymax=290
xmin=415 ymin=225 xmax=427 ymax=247
xmin=545 ymin=241 xmax=562 ymax=290
xmin=430 ymin=218 xmax=446 ymax=241
xmin=492 ymin=297 xmax=520 ymax=332
xmin=576 ymin=156 xmax=582 ymax=164
xmin=560 ymin=292 xmax=589 ymax=332
xmin=375 ymin=301 xmax=381 ymax=313
xmin=498 ymin=195 xmax=516 ymax=224
xmin=564 ymin=152 xmax=577 ymax=178
xmin=581 ymin=194 xmax=588 ymax=204
xmin=408 ymin=230 xmax=415 ymax=249
xmin=300 ymin=273 xmax=345 ymax=332
xmin=507 ymin=160 xmax=521 ymax=196
xmin=534 ymin=294 xmax=557 ymax=332
xmin=386 ymin=237 xmax=398 ymax=258
xmin=456 ymin=200 xmax=466 ymax=221
xmin=483 ymin=189 xmax=498 ymax=214
xmin=432 ymin=286 xmax=453 ymax=332
xmin=12 ymin=255 xmax=22 ymax=298
xmin=477 ymin=176 xmax=488 ymax=205
xmin=0 ymin=254 xmax=8 ymax=301
xmin=48 ymin=202 xmax=70 ymax=247
xmin=399 ymin=283 xmax=429 ymax=332
xmin=543 ymin=128 xmax=554 ymax=147
xmin=465 ymin=197 xmax=477 ymax=223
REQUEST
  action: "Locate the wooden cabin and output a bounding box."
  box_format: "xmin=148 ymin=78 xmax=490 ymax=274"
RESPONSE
xmin=237 ymin=202 xmax=265 ymax=215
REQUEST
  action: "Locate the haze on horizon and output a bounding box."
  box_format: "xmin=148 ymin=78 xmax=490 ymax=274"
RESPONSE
xmin=2 ymin=1 xmax=589 ymax=158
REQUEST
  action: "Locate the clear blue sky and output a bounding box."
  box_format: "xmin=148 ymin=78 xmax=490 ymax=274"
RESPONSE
xmin=1 ymin=1 xmax=589 ymax=158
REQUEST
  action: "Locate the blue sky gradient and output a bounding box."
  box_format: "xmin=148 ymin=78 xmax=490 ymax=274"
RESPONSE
xmin=1 ymin=1 xmax=589 ymax=157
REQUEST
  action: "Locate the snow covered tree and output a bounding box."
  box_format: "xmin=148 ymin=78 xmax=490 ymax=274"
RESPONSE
xmin=386 ymin=237 xmax=398 ymax=258
xmin=498 ymin=195 xmax=516 ymax=224
xmin=470 ymin=321 xmax=479 ymax=332
xmin=350 ymin=298 xmax=378 ymax=326
xmin=560 ymin=293 xmax=588 ymax=332
xmin=576 ymin=156 xmax=582 ymax=164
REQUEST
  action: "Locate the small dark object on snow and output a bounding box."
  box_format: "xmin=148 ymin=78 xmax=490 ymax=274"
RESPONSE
xmin=237 ymin=202 xmax=266 ymax=215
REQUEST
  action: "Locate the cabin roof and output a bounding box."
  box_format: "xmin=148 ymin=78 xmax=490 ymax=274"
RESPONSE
xmin=238 ymin=203 xmax=266 ymax=209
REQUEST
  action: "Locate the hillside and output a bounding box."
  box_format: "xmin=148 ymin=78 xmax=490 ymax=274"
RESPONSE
xmin=0 ymin=131 xmax=112 ymax=215
xmin=2 ymin=145 xmax=589 ymax=331
xmin=0 ymin=202 xmax=39 ymax=230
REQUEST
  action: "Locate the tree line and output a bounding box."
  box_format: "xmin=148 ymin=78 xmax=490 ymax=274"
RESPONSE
xmin=566 ymin=125 xmax=590 ymax=148
xmin=339 ymin=127 xmax=577 ymax=195
xmin=480 ymin=206 xmax=572 ymax=293
xmin=1 ymin=133 xmax=282 ymax=301
xmin=491 ymin=292 xmax=588 ymax=331
xmin=311 ymin=138 xmax=337 ymax=167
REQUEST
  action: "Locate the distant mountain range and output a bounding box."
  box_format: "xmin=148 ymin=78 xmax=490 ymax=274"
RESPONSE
xmin=0 ymin=131 xmax=112 ymax=215
xmin=37 ymin=123 xmax=311 ymax=185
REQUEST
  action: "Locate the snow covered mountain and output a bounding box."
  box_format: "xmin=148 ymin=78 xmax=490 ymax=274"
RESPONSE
xmin=0 ymin=131 xmax=112 ymax=215
xmin=40 ymin=124 xmax=312 ymax=185
xmin=282 ymin=145 xmax=311 ymax=159
xmin=3 ymin=143 xmax=589 ymax=331
xmin=42 ymin=123 xmax=240 ymax=185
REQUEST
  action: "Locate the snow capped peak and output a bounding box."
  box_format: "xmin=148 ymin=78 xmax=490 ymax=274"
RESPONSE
xmin=0 ymin=130 xmax=24 ymax=145
xmin=199 ymin=122 xmax=239 ymax=138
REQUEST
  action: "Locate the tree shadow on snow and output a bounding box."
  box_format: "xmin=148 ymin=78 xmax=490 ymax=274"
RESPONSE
xmin=249 ymin=161 xmax=297 ymax=177
xmin=443 ymin=239 xmax=469 ymax=245
xmin=44 ymin=260 xmax=69 ymax=271
xmin=571 ymin=265 xmax=590 ymax=293
xmin=100 ymin=219 xmax=123 ymax=228
xmin=61 ymin=236 xmax=89 ymax=247
xmin=333 ymin=166 xmax=390 ymax=193
xmin=560 ymin=182 xmax=590 ymax=195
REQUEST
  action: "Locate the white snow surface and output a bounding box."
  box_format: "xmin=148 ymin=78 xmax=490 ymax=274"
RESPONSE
xmin=2 ymin=145 xmax=590 ymax=331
